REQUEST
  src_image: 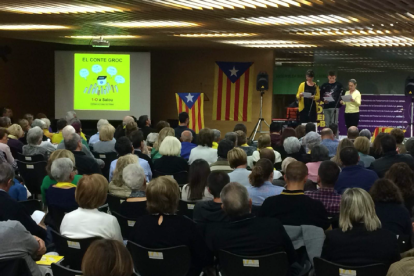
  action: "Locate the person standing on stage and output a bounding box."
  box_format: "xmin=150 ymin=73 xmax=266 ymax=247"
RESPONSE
xmin=341 ymin=79 xmax=361 ymax=129
xmin=320 ymin=71 xmax=343 ymax=127
xmin=296 ymin=69 xmax=320 ymax=123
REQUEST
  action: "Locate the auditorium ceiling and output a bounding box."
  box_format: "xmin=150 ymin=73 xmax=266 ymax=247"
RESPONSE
xmin=1 ymin=0 xmax=414 ymax=50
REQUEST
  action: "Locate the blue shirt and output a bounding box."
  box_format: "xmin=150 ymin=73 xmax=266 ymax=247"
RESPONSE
xmin=181 ymin=142 xmax=197 ymax=160
xmin=109 ymin=157 xmax=152 ymax=182
xmin=8 ymin=179 xmax=27 ymax=201
xmin=321 ymin=139 xmax=339 ymax=158
xmin=247 ymin=181 xmax=284 ymax=206
xmin=335 ymin=165 xmax=378 ymax=194
xmin=228 ymin=168 xmax=251 ymax=187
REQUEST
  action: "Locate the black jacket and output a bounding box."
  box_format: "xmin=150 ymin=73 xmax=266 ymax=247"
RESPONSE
xmin=72 ymin=151 xmax=102 ymax=175
xmin=369 ymin=151 xmax=414 ymax=178
xmin=375 ymin=202 xmax=412 ymax=237
xmin=153 ymin=155 xmax=189 ymax=175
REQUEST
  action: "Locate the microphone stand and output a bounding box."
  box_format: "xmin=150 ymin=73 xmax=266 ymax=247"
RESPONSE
xmin=333 ymin=89 xmax=344 ymax=125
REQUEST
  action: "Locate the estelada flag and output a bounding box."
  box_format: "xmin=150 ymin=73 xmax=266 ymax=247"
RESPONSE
xmin=175 ymin=93 xmax=205 ymax=133
xmin=213 ymin=61 xmax=254 ymax=122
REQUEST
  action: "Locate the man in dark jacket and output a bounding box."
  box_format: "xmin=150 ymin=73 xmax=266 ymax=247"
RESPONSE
xmin=65 ymin=133 xmax=101 ymax=175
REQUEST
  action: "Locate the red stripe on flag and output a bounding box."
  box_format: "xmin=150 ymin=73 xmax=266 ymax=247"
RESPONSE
xmin=234 ymin=78 xmax=240 ymax=121
xmin=243 ymin=68 xmax=250 ymax=121
xmin=217 ymin=69 xmax=223 ymax=120
xmin=191 ymin=103 xmax=196 ymax=130
xmin=198 ymin=96 xmax=202 ymax=131
xmin=225 ymin=78 xmax=231 ymax=120
xmin=178 ymin=97 xmax=182 ymax=112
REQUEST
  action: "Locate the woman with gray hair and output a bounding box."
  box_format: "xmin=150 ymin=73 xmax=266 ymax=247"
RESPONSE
xmin=40 ymin=118 xmax=54 ymax=139
xmin=22 ymin=126 xmax=54 ymax=160
xmin=283 ymin=136 xmax=304 ymax=162
xmin=321 ymin=188 xmax=400 ymax=268
xmin=119 ymin=163 xmax=147 ymax=218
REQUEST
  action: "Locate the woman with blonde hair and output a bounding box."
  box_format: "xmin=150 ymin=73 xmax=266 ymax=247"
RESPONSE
xmin=322 ymin=188 xmax=400 ymax=267
xmin=93 ymin=124 xmax=116 ymax=153
xmin=354 ymin=136 xmax=375 ymax=168
xmin=7 ymin=124 xmax=24 ymax=157
xmin=151 ymin=127 xmax=174 ymax=160
xmin=109 ymin=154 xmax=138 ymax=198
xmin=331 ymin=138 xmax=354 ymax=167
xmin=251 ymin=134 xmax=281 ymax=164
xmin=41 ymin=149 xmax=82 ymax=203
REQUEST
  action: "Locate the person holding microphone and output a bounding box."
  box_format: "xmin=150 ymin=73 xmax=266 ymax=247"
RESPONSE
xmin=296 ymin=69 xmax=320 ymax=123
xmin=340 ymin=79 xmax=361 ymax=129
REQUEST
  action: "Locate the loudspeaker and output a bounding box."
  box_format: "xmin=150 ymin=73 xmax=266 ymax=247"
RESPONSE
xmin=405 ymin=76 xmax=414 ymax=96
xmin=256 ymin=72 xmax=269 ymax=91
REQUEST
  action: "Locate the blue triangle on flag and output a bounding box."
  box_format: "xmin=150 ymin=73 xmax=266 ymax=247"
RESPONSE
xmin=216 ymin=62 xmax=253 ymax=83
xmin=177 ymin=93 xmax=201 ymax=109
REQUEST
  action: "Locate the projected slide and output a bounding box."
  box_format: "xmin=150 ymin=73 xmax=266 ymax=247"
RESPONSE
xmin=74 ymin=53 xmax=130 ymax=111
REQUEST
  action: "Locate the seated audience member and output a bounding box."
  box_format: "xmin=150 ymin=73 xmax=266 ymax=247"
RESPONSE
xmin=129 ymin=176 xmax=209 ymax=276
xmin=46 ymin=158 xmax=78 ymax=213
xmin=405 ymin=137 xmax=414 ymax=158
xmin=233 ymin=123 xmax=247 ymax=134
xmin=41 ymin=149 xmax=82 ymax=203
xmin=248 ymin=159 xmax=284 ymax=206
xmin=335 ymin=147 xmax=378 ymax=194
xmin=88 ymin=119 xmax=110 ymax=146
xmin=212 ymin=129 xmax=221 ymax=149
xmin=129 ymin=130 xmax=153 ymax=170
xmin=331 ymin=138 xmax=354 ymax=167
xmin=40 ymin=118 xmax=54 ymax=139
xmin=369 ymin=132 xmax=385 ymax=159
xmin=182 ymin=159 xmax=214 ymax=201
xmin=7 ymin=124 xmax=24 ymax=157
xmin=260 ymin=161 xmax=330 ymax=230
xmin=180 ymin=130 xmax=197 ymax=159
xmin=151 ymin=127 xmax=175 ymax=160
xmin=154 ymin=136 xmax=189 ymax=175
xmin=0 ymin=162 xmax=47 ymax=240
xmin=109 ymin=154 xmax=138 ymax=198
xmin=65 ymin=111 xmax=78 ymax=124
xmin=354 ymin=136 xmax=375 ymax=168
xmin=304 ymin=131 xmax=321 ymax=154
xmin=284 ymin=136 xmax=304 ymax=162
xmin=193 ymin=171 xmax=230 ymax=227
xmin=259 ymin=148 xmax=282 ymax=179
xmin=65 ymin=133 xmax=101 ymax=175
xmin=206 ymin=182 xmax=297 ymax=267
xmin=138 ymin=115 xmax=154 ymax=140
xmin=224 ymin=131 xmax=238 ymax=146
xmin=125 ymin=121 xmax=138 ymax=139
xmin=275 ymin=127 xmax=297 ymax=160
xmin=0 ymin=220 xmax=46 ymax=276
xmin=386 ymin=249 xmax=414 ymax=276
xmin=52 ymin=119 xmax=67 ymax=144
xmin=347 ymin=126 xmax=359 ymax=141
xmin=31 ymin=119 xmax=49 ymax=141
xmin=306 ymin=145 xmax=330 ymax=183
xmin=359 ymin=129 xmax=372 ymax=142
xmin=301 ymin=123 xmax=316 ymax=147
xmin=23 ymin=113 xmax=34 ymax=127
xmin=0 ymin=116 xmax=11 ymax=128
xmin=320 ymin=128 xmax=339 ymax=157
xmin=210 ymin=139 xmax=234 ymax=173
xmin=390 ymin=128 xmax=407 ymax=154
xmin=370 ymin=179 xmax=412 ymax=237
xmin=329 ymin=123 xmax=339 ymax=140
xmin=189 ymin=128 xmax=218 ymax=165
xmin=234 ymin=130 xmax=255 ymax=156
xmin=295 ymin=124 xmax=306 ymax=141
xmin=321 ymin=188 xmax=400 ymax=268
xmin=228 ymin=148 xmax=251 ymax=187
xmin=61 ymin=174 xmax=122 ymax=241
xmin=269 ymin=122 xmax=282 ymax=148
xmin=175 ymin=112 xmax=196 ymax=142
xmin=370 ymin=134 xmax=414 ymax=177
xmin=252 ymin=134 xmax=282 ymax=164
xmin=82 ymin=239 xmax=133 ymax=276
xmin=305 ymin=161 xmax=341 ymax=216
xmin=0 ymin=128 xmax=16 ymax=168
xmin=282 ymin=157 xmax=296 ymax=173
xmin=385 ymin=163 xmax=414 ymax=216
xmin=146 ymin=120 xmax=169 ymax=146
xmin=109 ymin=137 xmax=152 ymax=182
xmin=70 ymin=119 xmax=88 ymax=147
xmin=92 ymin=124 xmax=116 ymax=153
xmin=114 ymin=116 xmax=134 ymax=140
xmin=22 ymin=126 xmax=54 ymax=160
xmin=8 ymin=176 xmax=28 ymax=201
xmin=119 ymin=164 xmax=147 ymax=218
xmin=18 ymin=118 xmax=31 ymax=145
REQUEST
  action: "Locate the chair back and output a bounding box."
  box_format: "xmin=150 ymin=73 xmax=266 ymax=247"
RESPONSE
xmin=218 ymin=250 xmax=289 ymax=276
xmin=153 ymin=170 xmax=188 ymax=185
xmin=313 ymin=257 xmax=388 ymax=276
xmin=397 ymin=235 xmax=412 ymax=253
xmin=18 ymin=199 xmax=42 ymax=215
xmin=50 ymin=228 xmax=100 ymax=270
xmin=16 ymin=160 xmax=47 ymax=195
xmin=51 ymin=262 xmax=83 ymax=276
xmin=0 ymin=258 xmax=32 ymax=276
xmin=177 ymin=200 xmax=197 ymax=219
xmin=127 ymin=241 xmax=191 ymax=276
xmin=112 ymin=211 xmax=137 ymax=240
xmin=91 ymin=151 xmax=117 ymax=180
xmin=16 ymin=152 xmax=45 ymax=162
xmin=106 ymin=194 xmax=127 ymax=213
xmin=47 ymin=205 xmax=68 ymax=231
xmin=251 ymin=205 xmax=261 ymax=216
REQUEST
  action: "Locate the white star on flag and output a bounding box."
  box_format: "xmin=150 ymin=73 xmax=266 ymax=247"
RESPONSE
xmin=229 ymin=66 xmax=239 ymax=77
xmin=185 ymin=93 xmax=194 ymax=102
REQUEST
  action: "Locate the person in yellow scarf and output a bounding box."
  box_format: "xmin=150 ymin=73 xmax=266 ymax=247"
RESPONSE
xmin=212 ymin=129 xmax=221 ymax=149
xmin=296 ymin=69 xmax=320 ymax=123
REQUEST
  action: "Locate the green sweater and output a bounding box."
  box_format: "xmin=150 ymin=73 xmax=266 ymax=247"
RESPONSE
xmin=41 ymin=175 xmax=82 ymax=203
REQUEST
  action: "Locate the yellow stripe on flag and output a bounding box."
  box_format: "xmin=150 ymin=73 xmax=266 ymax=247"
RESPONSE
xmin=212 ymin=65 xmax=219 ymax=121
xmin=200 ymin=93 xmax=205 ymax=130
xmin=175 ymin=94 xmax=180 ymax=113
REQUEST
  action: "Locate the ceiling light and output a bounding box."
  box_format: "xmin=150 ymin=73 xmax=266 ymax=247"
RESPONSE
xmin=0 ymin=25 xmax=68 ymax=30
xmin=219 ymin=40 xmax=316 ymax=48
xmin=65 ymin=35 xmax=138 ymax=39
xmin=175 ymin=33 xmax=255 ymax=37
xmin=229 ymin=15 xmax=352 ymax=25
xmin=101 ymin=21 xmax=197 ymax=28
xmin=243 ymin=44 xmax=316 ymax=48
xmin=335 ymin=36 xmax=414 ymax=47
xmin=142 ymin=0 xmax=305 ymax=10
xmin=288 ymin=27 xmax=395 ymax=36
xmin=0 ymin=4 xmax=123 ymax=14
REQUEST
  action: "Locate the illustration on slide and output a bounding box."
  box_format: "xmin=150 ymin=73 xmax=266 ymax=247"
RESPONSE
xmin=80 ymin=65 xmax=124 ymax=95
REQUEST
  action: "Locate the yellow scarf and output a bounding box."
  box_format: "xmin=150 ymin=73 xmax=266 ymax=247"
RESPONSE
xmin=54 ymin=182 xmax=77 ymax=188
xmin=241 ymin=143 xmax=249 ymax=147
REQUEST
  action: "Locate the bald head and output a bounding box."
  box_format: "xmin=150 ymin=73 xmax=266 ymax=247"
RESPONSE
xmin=123 ymin=116 xmax=134 ymax=126
xmin=321 ymin=128 xmax=334 ymax=140
xmin=347 ymin=126 xmax=359 ymax=140
xmin=181 ymin=130 xmax=193 ymax=142
xmin=62 ymin=125 xmax=76 ymax=139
